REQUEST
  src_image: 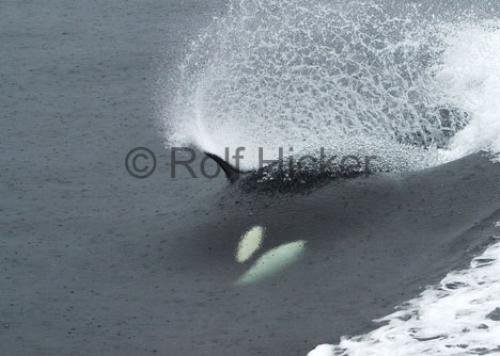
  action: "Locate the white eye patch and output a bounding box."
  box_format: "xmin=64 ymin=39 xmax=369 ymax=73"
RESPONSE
xmin=236 ymin=225 xmax=265 ymax=263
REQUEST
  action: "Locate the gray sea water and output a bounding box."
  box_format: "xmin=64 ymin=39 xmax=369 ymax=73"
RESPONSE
xmin=2 ymin=1 xmax=500 ymax=355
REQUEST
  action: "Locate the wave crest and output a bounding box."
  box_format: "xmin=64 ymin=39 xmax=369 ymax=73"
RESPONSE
xmin=167 ymin=0 xmax=499 ymax=171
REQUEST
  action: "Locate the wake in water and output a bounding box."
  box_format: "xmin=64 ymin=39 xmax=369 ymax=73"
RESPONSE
xmin=437 ymin=23 xmax=500 ymax=163
xmin=164 ymin=1 xmax=500 ymax=354
xmin=167 ymin=0 xmax=500 ymax=173
xmin=309 ymin=223 xmax=500 ymax=356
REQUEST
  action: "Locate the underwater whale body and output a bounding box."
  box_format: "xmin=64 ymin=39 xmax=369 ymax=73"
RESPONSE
xmin=160 ymin=151 xmax=500 ymax=356
xmin=164 ymin=1 xmax=500 ymax=354
xmin=4 ymin=0 xmax=500 ymax=354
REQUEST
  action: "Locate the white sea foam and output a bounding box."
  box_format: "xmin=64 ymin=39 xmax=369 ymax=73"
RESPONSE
xmin=165 ymin=1 xmax=500 ymax=354
xmin=308 ymin=226 xmax=500 ymax=356
xmin=166 ymin=0 xmax=500 ymax=171
xmin=436 ymin=23 xmax=500 ymax=163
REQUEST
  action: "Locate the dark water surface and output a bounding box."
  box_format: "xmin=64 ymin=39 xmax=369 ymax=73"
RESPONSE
xmin=2 ymin=1 xmax=500 ymax=355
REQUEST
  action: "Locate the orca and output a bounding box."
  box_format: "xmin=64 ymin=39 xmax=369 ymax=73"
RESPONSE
xmin=162 ymin=152 xmax=500 ymax=356
xmin=204 ymin=151 xmax=367 ymax=193
xmin=204 ymin=152 xmax=242 ymax=183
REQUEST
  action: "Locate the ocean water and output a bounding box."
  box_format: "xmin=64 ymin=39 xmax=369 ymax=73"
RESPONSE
xmin=167 ymin=0 xmax=500 ymax=171
xmin=166 ymin=0 xmax=500 ymax=354
xmin=308 ymin=223 xmax=500 ymax=356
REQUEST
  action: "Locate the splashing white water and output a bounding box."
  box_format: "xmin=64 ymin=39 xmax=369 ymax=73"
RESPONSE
xmin=436 ymin=23 xmax=500 ymax=162
xmin=166 ymin=0 xmax=500 ymax=171
xmin=308 ymin=233 xmax=500 ymax=356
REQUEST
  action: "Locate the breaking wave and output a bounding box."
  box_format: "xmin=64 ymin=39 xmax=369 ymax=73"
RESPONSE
xmin=167 ymin=0 xmax=500 ymax=172
xmin=308 ymin=224 xmax=500 ymax=356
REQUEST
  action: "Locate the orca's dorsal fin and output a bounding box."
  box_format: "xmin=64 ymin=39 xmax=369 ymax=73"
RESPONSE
xmin=205 ymin=152 xmax=241 ymax=183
